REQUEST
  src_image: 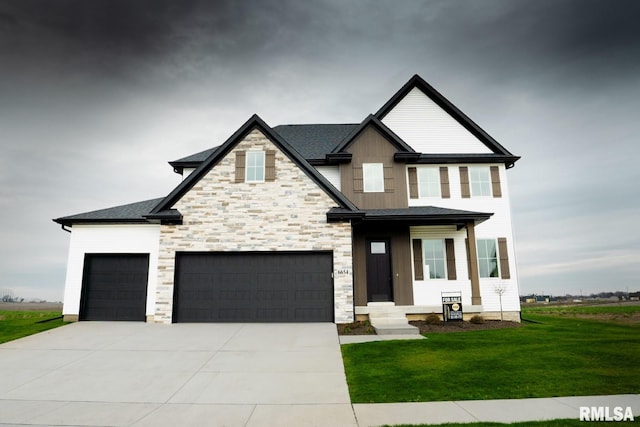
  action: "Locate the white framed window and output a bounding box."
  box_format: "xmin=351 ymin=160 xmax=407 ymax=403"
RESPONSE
xmin=469 ymin=166 xmax=491 ymax=196
xmin=423 ymin=239 xmax=446 ymax=279
xmin=363 ymin=163 xmax=384 ymax=193
xmin=477 ymin=239 xmax=499 ymax=278
xmin=418 ymin=167 xmax=440 ymax=198
xmin=246 ymin=151 xmax=265 ymax=182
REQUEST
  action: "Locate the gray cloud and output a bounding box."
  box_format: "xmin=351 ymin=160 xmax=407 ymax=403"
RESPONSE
xmin=1 ymin=0 xmax=639 ymax=299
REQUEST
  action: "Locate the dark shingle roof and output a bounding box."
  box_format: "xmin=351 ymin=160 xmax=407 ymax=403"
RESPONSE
xmin=54 ymin=198 xmax=163 ymax=226
xmin=273 ymin=124 xmax=359 ymax=160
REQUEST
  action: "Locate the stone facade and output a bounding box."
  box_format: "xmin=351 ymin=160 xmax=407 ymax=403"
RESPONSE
xmin=154 ymin=129 xmax=354 ymax=324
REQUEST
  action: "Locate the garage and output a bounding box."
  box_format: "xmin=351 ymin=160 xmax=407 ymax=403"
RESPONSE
xmin=79 ymin=254 xmax=149 ymax=321
xmin=173 ymin=252 xmax=334 ymax=322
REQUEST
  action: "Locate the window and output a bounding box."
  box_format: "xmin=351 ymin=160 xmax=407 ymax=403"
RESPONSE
xmin=246 ymin=151 xmax=265 ymax=182
xmin=418 ymin=167 xmax=440 ymax=198
xmin=477 ymin=239 xmax=499 ymax=278
xmin=363 ymin=163 xmax=384 ymax=192
xmin=423 ymin=239 xmax=446 ymax=279
xmin=370 ymin=241 xmax=386 ymax=254
xmin=469 ymin=166 xmax=491 ymax=196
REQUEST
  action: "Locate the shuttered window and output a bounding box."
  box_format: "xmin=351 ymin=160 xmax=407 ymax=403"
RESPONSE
xmin=423 ymin=239 xmax=446 ymax=279
xmin=477 ymin=239 xmax=499 ymax=278
xmin=459 ymin=166 xmax=470 ymax=198
xmin=490 ymin=166 xmax=502 ymax=198
xmin=408 ymin=167 xmax=418 ymax=199
xmin=445 ymin=238 xmax=456 ymax=280
xmin=440 ymin=167 xmax=450 ymax=198
xmin=412 ymin=239 xmax=424 ymax=280
xmin=498 ymin=237 xmax=510 ymax=279
xmin=235 ymin=151 xmax=246 ymax=183
xmin=418 ymin=167 xmax=440 ymax=198
xmin=363 ymin=163 xmax=384 ymax=192
xmin=246 ymin=151 xmax=266 ymax=182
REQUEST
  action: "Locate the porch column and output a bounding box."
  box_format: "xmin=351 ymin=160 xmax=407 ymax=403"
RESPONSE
xmin=466 ymin=221 xmax=482 ymax=306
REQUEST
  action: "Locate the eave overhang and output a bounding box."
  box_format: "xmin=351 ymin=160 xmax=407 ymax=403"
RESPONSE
xmin=327 ymin=206 xmax=493 ymax=229
xmin=394 ymin=153 xmax=521 ymax=168
xmin=143 ymin=209 xmax=183 ymax=225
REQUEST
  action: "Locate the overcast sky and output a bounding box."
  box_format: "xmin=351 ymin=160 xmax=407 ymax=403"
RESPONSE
xmin=1 ymin=0 xmax=639 ymax=301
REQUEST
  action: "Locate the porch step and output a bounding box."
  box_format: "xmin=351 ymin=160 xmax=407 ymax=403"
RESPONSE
xmin=367 ymin=303 xmax=420 ymax=336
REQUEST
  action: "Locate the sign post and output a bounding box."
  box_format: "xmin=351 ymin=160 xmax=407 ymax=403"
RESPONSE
xmin=442 ymin=291 xmax=463 ymax=322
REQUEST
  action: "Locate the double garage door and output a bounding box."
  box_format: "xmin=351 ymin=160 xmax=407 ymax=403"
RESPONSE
xmin=80 ymin=252 xmax=334 ymax=322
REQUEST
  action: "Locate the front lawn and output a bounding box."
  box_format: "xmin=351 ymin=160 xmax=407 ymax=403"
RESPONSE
xmin=0 ymin=311 xmax=66 ymax=344
xmin=341 ymin=314 xmax=640 ymax=403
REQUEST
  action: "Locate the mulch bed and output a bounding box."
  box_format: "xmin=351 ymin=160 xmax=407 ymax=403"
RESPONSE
xmin=337 ymin=319 xmax=522 ymax=335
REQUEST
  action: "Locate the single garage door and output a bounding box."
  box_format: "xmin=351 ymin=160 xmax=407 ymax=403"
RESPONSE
xmin=80 ymin=254 xmax=149 ymax=321
xmin=173 ymin=252 xmax=334 ymax=322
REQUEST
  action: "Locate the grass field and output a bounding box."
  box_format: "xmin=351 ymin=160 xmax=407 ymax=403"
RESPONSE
xmin=0 ymin=310 xmax=66 ymax=344
xmin=342 ymin=307 xmax=640 ymax=403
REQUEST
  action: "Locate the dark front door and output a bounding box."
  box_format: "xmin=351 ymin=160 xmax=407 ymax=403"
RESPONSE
xmin=366 ymin=239 xmax=393 ymax=302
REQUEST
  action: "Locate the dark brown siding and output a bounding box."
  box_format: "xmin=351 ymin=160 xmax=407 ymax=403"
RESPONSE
xmin=265 ymin=150 xmax=276 ymax=181
xmin=445 ymin=238 xmax=456 ymax=280
xmin=498 ymin=237 xmax=511 ymax=279
xmin=235 ymin=151 xmax=246 ymax=183
xmin=440 ymin=167 xmax=450 ymax=198
xmin=459 ymin=166 xmax=470 ymax=198
xmin=353 ymin=224 xmax=413 ymax=306
xmin=408 ymin=167 xmax=418 ymax=199
xmin=340 ymin=126 xmax=408 ymax=209
xmin=412 ymin=239 xmax=423 ymax=280
xmin=490 ymin=166 xmax=502 ymax=198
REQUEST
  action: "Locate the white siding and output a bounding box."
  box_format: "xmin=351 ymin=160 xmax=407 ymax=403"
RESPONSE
xmin=382 ymin=87 xmax=494 ymax=154
xmin=407 ymin=163 xmax=521 ymax=313
xmin=315 ymin=165 xmax=341 ymax=191
xmin=62 ymin=224 xmax=160 ymax=318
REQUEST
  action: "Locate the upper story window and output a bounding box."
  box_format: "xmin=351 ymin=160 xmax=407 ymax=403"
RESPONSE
xmin=408 ymin=166 xmax=450 ymax=199
xmin=418 ymin=167 xmax=441 ymax=198
xmin=363 ymin=163 xmax=384 ymax=192
xmin=469 ymin=166 xmax=491 ymax=197
xmin=246 ymin=151 xmax=265 ymax=182
xmin=459 ymin=165 xmax=501 ymax=198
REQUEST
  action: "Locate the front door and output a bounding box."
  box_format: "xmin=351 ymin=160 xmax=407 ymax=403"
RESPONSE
xmin=366 ymin=239 xmax=393 ymax=302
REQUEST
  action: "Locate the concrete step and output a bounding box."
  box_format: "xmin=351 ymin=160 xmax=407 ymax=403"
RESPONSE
xmin=373 ymin=324 xmax=420 ymax=335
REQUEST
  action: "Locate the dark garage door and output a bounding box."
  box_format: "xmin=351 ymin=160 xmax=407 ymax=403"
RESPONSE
xmin=80 ymin=254 xmax=149 ymax=321
xmin=173 ymin=252 xmax=334 ymax=322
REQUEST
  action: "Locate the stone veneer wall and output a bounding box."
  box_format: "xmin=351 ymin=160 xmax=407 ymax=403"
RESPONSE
xmin=154 ymin=129 xmax=354 ymax=323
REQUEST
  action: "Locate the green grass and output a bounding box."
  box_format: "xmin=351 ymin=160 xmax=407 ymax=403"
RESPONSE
xmin=384 ymin=419 xmax=639 ymax=427
xmin=0 ymin=311 xmax=66 ymax=344
xmin=342 ymin=314 xmax=640 ymax=403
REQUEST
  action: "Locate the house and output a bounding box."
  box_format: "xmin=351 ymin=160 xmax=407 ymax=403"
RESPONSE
xmin=54 ymin=75 xmax=521 ymax=325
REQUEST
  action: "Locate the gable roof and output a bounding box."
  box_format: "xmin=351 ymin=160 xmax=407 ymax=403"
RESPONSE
xmin=331 ymin=114 xmax=415 ymax=154
xmin=150 ymin=114 xmax=357 ymax=215
xmin=375 ymin=74 xmax=518 ymax=162
xmin=273 ymin=124 xmax=359 ymax=162
xmin=54 ymin=198 xmax=164 ymax=226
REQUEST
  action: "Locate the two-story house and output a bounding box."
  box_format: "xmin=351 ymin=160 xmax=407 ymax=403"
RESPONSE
xmin=54 ymin=75 xmax=521 ymax=325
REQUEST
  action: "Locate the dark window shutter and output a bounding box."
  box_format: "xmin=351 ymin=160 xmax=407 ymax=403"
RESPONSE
xmin=490 ymin=166 xmax=502 ymax=198
xmin=445 ymin=238 xmax=456 ymax=280
xmin=412 ymin=239 xmax=424 ymax=280
xmin=440 ymin=167 xmax=450 ymax=199
xmin=465 ymin=238 xmax=471 ymax=279
xmin=353 ymin=166 xmax=363 ymax=192
xmin=498 ymin=237 xmax=510 ymax=279
xmin=235 ymin=151 xmax=246 ymax=183
xmin=460 ymin=166 xmax=470 ymax=198
xmin=383 ymin=165 xmax=394 ymax=192
xmin=265 ymin=150 xmax=276 ymax=182
xmin=408 ymin=167 xmax=418 ymax=199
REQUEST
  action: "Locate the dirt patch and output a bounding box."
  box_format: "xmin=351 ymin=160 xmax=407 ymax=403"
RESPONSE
xmin=337 ymin=319 xmax=522 ymax=335
xmin=564 ymin=313 xmax=640 ymax=326
xmin=0 ymin=302 xmax=63 ymax=312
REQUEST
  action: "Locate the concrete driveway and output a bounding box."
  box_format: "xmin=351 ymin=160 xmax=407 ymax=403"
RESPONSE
xmin=0 ymin=322 xmax=357 ymax=426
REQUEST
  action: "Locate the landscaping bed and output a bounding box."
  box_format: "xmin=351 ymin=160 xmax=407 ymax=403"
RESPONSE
xmin=337 ymin=319 xmax=521 ymax=335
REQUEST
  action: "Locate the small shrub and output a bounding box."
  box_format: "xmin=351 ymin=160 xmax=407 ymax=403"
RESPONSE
xmin=425 ymin=312 xmax=441 ymax=325
xmin=470 ymin=315 xmax=485 ymax=324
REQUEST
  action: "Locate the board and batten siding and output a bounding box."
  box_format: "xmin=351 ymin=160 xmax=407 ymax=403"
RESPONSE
xmin=314 ymin=165 xmax=341 ymax=191
xmin=381 ymin=87 xmax=494 ymax=154
xmin=61 ymin=224 xmax=160 ymax=319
